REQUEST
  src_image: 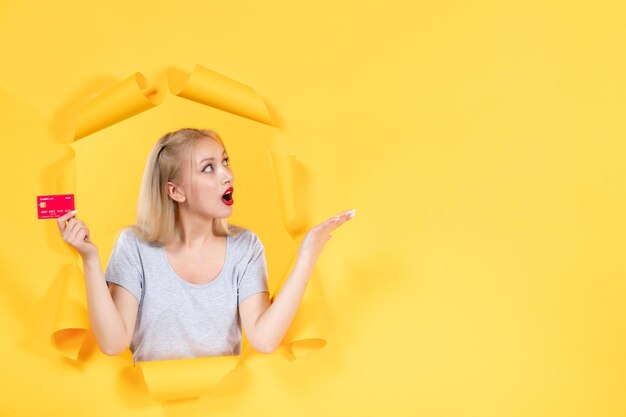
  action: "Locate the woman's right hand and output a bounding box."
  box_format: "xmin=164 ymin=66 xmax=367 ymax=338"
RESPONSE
xmin=57 ymin=210 xmax=99 ymax=259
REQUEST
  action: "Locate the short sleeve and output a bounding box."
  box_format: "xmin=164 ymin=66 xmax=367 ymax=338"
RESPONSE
xmin=104 ymin=229 xmax=144 ymax=304
xmin=237 ymin=233 xmax=269 ymax=304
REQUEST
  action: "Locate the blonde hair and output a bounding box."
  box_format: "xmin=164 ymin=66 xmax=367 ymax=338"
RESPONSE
xmin=124 ymin=128 xmax=238 ymax=246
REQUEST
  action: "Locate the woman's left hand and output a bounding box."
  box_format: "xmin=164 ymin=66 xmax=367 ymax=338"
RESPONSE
xmin=297 ymin=209 xmax=356 ymax=261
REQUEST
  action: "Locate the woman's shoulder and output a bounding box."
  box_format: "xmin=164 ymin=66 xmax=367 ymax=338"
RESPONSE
xmin=228 ymin=224 xmax=262 ymax=248
xmin=112 ymin=225 xmax=147 ymax=248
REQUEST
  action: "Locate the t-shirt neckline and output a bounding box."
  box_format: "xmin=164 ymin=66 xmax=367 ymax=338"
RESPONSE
xmin=161 ymin=235 xmax=231 ymax=288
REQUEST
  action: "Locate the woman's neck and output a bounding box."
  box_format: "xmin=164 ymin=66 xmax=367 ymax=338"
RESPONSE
xmin=172 ymin=213 xmax=219 ymax=249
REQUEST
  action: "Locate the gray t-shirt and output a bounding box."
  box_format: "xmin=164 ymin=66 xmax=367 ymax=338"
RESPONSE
xmin=103 ymin=225 xmax=269 ymax=364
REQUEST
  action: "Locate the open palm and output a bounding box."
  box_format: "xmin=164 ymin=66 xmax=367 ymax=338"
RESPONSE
xmin=298 ymin=209 xmax=356 ymax=261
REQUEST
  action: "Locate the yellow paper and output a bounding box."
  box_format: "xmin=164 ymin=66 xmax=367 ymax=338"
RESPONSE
xmin=3 ymin=3 xmax=625 ymax=415
xmin=50 ymin=258 xmax=89 ymax=360
xmin=137 ymin=355 xmax=242 ymax=401
xmin=168 ymin=65 xmax=274 ymax=126
xmin=74 ymin=73 xmax=162 ymax=140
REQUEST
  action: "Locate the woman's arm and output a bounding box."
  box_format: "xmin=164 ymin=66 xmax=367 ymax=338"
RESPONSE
xmin=83 ymin=254 xmax=139 ymax=355
xmin=239 ymin=208 xmax=355 ymax=353
xmin=57 ymin=210 xmax=138 ymax=355
xmin=239 ymin=256 xmax=315 ymax=353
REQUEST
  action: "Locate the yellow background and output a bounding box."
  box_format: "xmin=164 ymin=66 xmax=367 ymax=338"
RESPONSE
xmin=2 ymin=1 xmax=626 ymax=415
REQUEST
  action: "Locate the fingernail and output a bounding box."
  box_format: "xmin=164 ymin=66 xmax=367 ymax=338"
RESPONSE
xmin=71 ymin=210 xmax=78 ymax=214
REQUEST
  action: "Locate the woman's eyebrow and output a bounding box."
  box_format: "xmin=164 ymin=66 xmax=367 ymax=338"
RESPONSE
xmin=198 ymin=151 xmax=227 ymax=165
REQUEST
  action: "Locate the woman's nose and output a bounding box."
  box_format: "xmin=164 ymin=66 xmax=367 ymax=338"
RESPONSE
xmin=222 ymin=168 xmax=233 ymax=184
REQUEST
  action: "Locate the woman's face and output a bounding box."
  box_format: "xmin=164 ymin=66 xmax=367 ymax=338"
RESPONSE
xmin=171 ymin=137 xmax=234 ymax=220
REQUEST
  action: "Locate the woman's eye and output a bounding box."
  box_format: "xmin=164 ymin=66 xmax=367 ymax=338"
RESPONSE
xmin=203 ymin=158 xmax=228 ymax=173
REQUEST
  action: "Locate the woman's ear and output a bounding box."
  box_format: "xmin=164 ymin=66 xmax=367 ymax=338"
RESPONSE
xmin=167 ymin=181 xmax=186 ymax=203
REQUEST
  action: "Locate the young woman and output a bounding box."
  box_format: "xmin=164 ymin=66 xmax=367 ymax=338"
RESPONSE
xmin=57 ymin=128 xmax=354 ymax=363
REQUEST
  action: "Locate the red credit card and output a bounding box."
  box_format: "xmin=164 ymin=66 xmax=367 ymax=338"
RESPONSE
xmin=37 ymin=194 xmax=75 ymax=219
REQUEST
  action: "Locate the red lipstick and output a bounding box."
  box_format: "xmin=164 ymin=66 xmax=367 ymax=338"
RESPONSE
xmin=221 ymin=187 xmax=234 ymax=206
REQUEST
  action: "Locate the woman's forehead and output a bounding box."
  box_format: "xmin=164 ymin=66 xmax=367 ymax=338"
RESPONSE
xmin=191 ymin=137 xmax=226 ymax=163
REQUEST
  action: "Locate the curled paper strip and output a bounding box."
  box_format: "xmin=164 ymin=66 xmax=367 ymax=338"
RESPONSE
xmin=50 ymin=257 xmax=89 ymax=360
xmin=168 ymin=65 xmax=274 ymax=126
xmin=74 ymin=73 xmax=161 ymax=140
xmin=267 ymin=134 xmax=329 ymax=356
xmin=138 ymin=355 xmax=242 ymax=401
xmin=51 ymin=64 xmax=324 ymax=401
xmin=50 ymin=144 xmax=88 ymax=361
xmin=267 ymin=136 xmax=308 ymax=241
xmin=73 ymin=65 xmax=273 ymax=141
